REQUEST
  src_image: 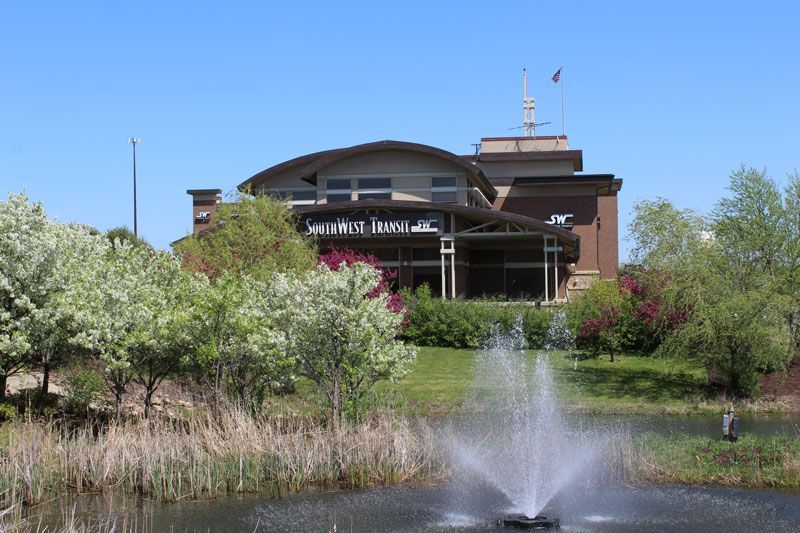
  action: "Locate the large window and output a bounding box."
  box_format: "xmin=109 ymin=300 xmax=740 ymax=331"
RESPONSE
xmin=263 ymin=188 xmax=317 ymax=206
xmin=357 ymin=177 xmax=392 ymax=200
xmin=326 ymin=178 xmax=352 ymax=203
xmin=431 ymin=176 xmax=457 ymax=203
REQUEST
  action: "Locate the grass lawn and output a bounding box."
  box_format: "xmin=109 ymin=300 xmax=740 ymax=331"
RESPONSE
xmin=377 ymin=346 xmax=731 ymax=416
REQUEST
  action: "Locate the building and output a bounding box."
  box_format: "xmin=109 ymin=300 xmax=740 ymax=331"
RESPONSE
xmin=185 ymin=133 xmax=621 ymax=302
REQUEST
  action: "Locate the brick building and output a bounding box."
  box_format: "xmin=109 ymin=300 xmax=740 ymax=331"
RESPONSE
xmin=184 ymin=135 xmax=621 ymax=301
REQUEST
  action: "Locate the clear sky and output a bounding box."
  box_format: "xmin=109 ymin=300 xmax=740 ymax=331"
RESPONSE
xmin=2 ymin=1 xmax=798 ymax=259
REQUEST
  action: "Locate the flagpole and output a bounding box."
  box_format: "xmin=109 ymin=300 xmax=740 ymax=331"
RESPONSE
xmin=560 ymin=65 xmax=566 ymax=138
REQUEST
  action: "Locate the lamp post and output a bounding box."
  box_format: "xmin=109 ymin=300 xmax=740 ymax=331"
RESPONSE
xmin=128 ymin=137 xmax=141 ymax=237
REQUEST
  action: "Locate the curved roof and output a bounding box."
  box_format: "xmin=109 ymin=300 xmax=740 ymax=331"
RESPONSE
xmin=239 ymin=140 xmax=498 ymax=200
xmin=295 ymin=199 xmax=580 ymax=249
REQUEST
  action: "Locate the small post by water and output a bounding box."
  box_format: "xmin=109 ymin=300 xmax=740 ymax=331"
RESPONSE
xmin=723 ymin=408 xmax=739 ymax=442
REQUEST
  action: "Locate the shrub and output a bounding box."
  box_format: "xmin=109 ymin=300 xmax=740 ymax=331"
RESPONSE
xmin=65 ymin=370 xmax=107 ymax=414
xmin=403 ymin=284 xmax=553 ymax=349
xmin=0 ymin=402 xmax=16 ymax=422
xmin=567 ymin=273 xmax=668 ymax=356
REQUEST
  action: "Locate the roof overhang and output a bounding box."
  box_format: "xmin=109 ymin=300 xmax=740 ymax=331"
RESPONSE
xmin=296 ymin=199 xmax=580 ymax=250
xmin=239 ymin=140 xmax=498 ymax=201
xmin=462 ymin=150 xmax=584 ymax=172
xmin=512 ymin=174 xmax=622 ymax=194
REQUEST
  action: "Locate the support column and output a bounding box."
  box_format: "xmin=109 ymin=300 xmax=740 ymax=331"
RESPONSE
xmin=543 ymin=236 xmax=550 ymax=302
xmin=440 ymin=248 xmax=446 ymax=300
xmin=440 ymin=236 xmax=455 ymax=300
xmin=554 ymin=239 xmax=559 ymax=301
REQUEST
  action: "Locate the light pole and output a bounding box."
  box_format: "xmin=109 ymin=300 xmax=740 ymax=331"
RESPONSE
xmin=128 ymin=137 xmax=141 ymax=237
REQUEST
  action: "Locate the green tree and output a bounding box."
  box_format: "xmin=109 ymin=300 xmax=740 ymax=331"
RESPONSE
xmin=174 ymin=192 xmax=317 ymax=281
xmin=0 ymin=193 xmax=108 ymax=400
xmin=105 ymin=226 xmax=153 ymax=250
xmin=123 ymin=253 xmax=206 ymax=417
xmin=267 ymin=263 xmax=416 ymax=427
xmin=628 ymin=168 xmax=798 ymax=396
xmin=190 ymin=271 xmax=290 ymax=416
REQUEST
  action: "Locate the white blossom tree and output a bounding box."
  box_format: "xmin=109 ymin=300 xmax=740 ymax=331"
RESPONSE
xmin=75 ymin=241 xmax=208 ymax=417
xmin=123 ymin=252 xmax=207 ymax=417
xmin=267 ymin=263 xmax=416 ymax=427
xmin=190 ymin=271 xmax=290 ymax=416
xmin=0 ymin=193 xmax=108 ymax=400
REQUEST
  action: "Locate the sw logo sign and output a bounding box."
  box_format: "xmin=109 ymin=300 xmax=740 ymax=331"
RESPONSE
xmin=410 ymin=219 xmax=439 ymax=233
xmin=547 ymin=213 xmax=574 ymax=228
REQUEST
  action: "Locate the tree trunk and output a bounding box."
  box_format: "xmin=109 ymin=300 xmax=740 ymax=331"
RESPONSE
xmin=214 ymin=362 xmax=223 ymax=419
xmin=609 ymin=348 xmax=615 ymax=363
xmin=144 ymin=388 xmax=153 ymax=418
xmin=40 ymin=359 xmax=50 ymax=399
xmin=115 ymin=392 xmax=123 ymax=422
xmin=331 ymin=377 xmax=340 ymax=433
xmin=0 ymin=373 xmax=6 ymax=401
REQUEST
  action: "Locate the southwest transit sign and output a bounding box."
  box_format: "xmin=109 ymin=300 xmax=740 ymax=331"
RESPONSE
xmin=303 ymin=212 xmax=443 ymax=238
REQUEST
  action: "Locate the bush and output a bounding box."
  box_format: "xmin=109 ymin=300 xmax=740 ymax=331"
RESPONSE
xmin=0 ymin=401 xmax=16 ymax=422
xmin=65 ymin=370 xmax=107 ymax=414
xmin=402 ymin=284 xmax=553 ymax=349
xmin=567 ymin=274 xmax=666 ymax=356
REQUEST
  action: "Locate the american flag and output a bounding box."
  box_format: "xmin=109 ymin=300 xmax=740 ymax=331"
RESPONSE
xmin=551 ymin=67 xmax=562 ymax=84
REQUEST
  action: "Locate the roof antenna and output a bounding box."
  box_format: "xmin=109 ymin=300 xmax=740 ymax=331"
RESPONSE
xmin=523 ymin=68 xmax=536 ymax=137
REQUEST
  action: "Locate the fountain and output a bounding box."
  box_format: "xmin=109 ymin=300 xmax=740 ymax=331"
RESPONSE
xmin=446 ymin=313 xmax=598 ymax=529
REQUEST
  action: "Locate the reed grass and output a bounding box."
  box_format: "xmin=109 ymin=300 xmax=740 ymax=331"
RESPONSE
xmin=611 ymin=433 xmax=800 ymax=487
xmin=0 ymin=409 xmax=438 ymax=513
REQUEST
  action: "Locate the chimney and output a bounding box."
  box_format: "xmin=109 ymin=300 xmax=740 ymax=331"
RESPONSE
xmin=187 ymin=189 xmax=222 ymax=234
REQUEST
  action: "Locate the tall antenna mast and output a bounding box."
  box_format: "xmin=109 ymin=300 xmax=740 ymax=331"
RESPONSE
xmin=523 ymin=68 xmax=536 ymax=137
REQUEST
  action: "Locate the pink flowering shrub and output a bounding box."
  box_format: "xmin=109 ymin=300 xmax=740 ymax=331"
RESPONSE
xmin=573 ymin=270 xmax=687 ymax=355
xmin=317 ymin=247 xmax=406 ymax=318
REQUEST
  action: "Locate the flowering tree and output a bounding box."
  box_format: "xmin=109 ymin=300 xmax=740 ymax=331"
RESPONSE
xmin=190 ymin=271 xmax=290 ymax=416
xmin=0 ymin=193 xmax=108 ymax=400
xmin=122 ymin=253 xmax=207 ymax=417
xmin=267 ymin=263 xmax=416 ymax=426
xmin=318 ymin=247 xmax=405 ymax=315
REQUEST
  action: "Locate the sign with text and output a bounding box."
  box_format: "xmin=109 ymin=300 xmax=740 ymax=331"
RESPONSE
xmin=303 ymin=212 xmax=443 ymax=238
xmin=546 ymin=213 xmax=574 ymax=229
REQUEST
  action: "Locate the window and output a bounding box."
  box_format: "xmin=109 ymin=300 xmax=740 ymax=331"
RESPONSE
xmin=432 ymin=176 xmax=457 ymax=203
xmin=358 ymin=177 xmax=391 ymax=189
xmin=359 ymin=192 xmax=392 ymax=200
xmin=432 ymin=176 xmax=457 ymax=188
xmin=262 ymin=189 xmax=317 ymax=205
xmin=505 ymin=249 xmax=542 ymax=263
xmin=413 ymin=248 xmax=441 ymax=261
xmin=432 ymin=191 xmax=457 ymax=203
xmin=357 ymin=177 xmax=392 ymax=200
xmin=326 ymin=178 xmax=352 ymax=203
xmin=469 ymin=249 xmax=504 ymax=265
xmin=505 ymin=268 xmax=544 ymax=299
xmin=327 ymin=179 xmax=351 ymax=190
xmin=364 ymin=248 xmax=400 ymax=262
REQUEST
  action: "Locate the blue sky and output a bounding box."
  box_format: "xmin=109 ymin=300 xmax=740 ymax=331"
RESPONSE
xmin=2 ymin=1 xmax=798 ymax=260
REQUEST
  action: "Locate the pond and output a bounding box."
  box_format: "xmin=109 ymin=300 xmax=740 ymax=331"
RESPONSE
xmin=29 ymin=482 xmax=800 ymax=532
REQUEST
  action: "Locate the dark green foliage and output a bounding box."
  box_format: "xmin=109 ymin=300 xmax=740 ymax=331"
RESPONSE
xmin=65 ymin=370 xmax=107 ymax=414
xmin=105 ymin=226 xmax=152 ymax=249
xmin=173 ymin=192 xmax=317 ymax=281
xmin=402 ymin=284 xmax=552 ymax=349
xmin=0 ymin=401 xmax=16 ymax=421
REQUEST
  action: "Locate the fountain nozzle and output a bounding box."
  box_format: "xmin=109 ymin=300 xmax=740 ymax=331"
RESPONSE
xmin=498 ymin=514 xmax=560 ymax=529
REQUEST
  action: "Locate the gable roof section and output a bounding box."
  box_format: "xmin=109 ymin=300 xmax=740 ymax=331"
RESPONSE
xmin=239 ymin=140 xmax=498 ymax=200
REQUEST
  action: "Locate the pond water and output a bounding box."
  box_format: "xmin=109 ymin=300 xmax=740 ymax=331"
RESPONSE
xmin=433 ymin=412 xmax=800 ymax=440
xmin=30 ymin=482 xmax=800 ymax=532
xmin=570 ymin=413 xmax=800 ymax=438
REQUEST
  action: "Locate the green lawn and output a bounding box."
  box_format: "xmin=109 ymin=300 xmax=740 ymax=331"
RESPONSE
xmin=377 ymin=346 xmax=721 ymax=415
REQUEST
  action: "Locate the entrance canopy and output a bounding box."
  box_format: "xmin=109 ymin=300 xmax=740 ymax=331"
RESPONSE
xmin=296 ymin=200 xmax=579 ymax=301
